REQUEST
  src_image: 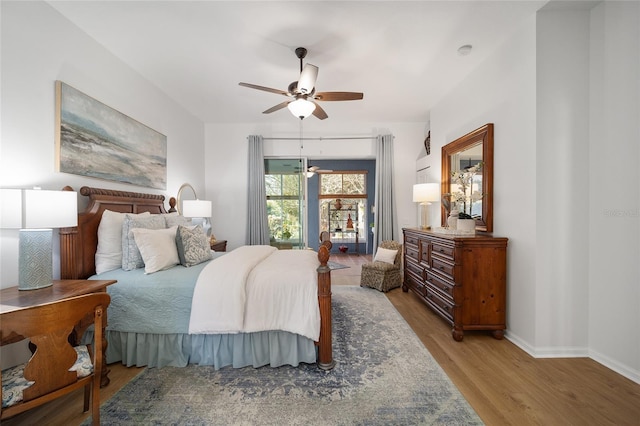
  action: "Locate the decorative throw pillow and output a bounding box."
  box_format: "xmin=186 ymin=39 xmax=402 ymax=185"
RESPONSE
xmin=95 ymin=210 xmax=150 ymax=274
xmin=176 ymin=225 xmax=213 ymax=267
xmin=163 ymin=213 xmax=191 ymax=228
xmin=131 ymin=226 xmax=180 ymax=274
xmin=1 ymin=345 xmax=91 ymax=409
xmin=374 ymin=247 xmax=398 ymax=265
xmin=121 ymin=214 xmax=166 ymax=271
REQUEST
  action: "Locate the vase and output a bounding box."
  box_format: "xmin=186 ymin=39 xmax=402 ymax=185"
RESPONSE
xmin=447 ymin=211 xmax=459 ymax=230
xmin=457 ymin=218 xmax=476 ymax=234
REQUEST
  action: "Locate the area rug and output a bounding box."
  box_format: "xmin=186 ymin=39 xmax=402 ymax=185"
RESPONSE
xmin=92 ymin=286 xmax=482 ymax=425
xmin=327 ymin=260 xmax=350 ymax=270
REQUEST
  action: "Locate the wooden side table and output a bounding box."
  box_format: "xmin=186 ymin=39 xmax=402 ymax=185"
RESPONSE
xmin=0 ymin=279 xmax=116 ymax=387
xmin=210 ymin=239 xmax=227 ymax=252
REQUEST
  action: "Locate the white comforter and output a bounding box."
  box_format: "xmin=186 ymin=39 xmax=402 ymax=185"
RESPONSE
xmin=188 ymin=246 xmax=321 ymax=341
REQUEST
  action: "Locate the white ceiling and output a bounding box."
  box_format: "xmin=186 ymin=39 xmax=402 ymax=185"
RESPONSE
xmin=47 ymin=1 xmax=546 ymax=124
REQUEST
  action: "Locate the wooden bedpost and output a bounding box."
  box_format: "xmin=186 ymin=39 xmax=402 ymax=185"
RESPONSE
xmin=317 ymin=241 xmax=335 ymax=370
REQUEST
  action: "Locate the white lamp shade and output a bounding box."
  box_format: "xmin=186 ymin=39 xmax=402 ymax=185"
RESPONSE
xmin=23 ymin=189 xmax=78 ymax=229
xmin=183 ymin=199 xmax=212 ymax=218
xmin=287 ymin=98 xmax=316 ymax=119
xmin=1 ymin=189 xmax=23 ymax=228
xmin=298 ymin=64 xmax=318 ymax=94
xmin=412 ymin=183 xmax=440 ymax=203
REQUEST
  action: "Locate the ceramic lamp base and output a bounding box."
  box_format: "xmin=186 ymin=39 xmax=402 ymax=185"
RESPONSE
xmin=19 ymin=229 xmax=54 ymax=290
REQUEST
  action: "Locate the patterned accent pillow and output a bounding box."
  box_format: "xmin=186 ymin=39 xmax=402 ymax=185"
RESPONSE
xmin=1 ymin=346 xmax=92 ymax=408
xmin=1 ymin=363 xmax=33 ymax=408
xmin=121 ymin=214 xmax=166 ymax=271
xmin=163 ymin=213 xmax=191 ymax=228
xmin=69 ymin=345 xmax=93 ymax=378
xmin=176 ymin=225 xmax=213 ymax=267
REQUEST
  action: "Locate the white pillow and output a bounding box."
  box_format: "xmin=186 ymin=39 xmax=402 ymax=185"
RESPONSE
xmin=95 ymin=210 xmax=150 ymax=274
xmin=374 ymin=247 xmax=398 ymax=264
xmin=131 ymin=226 xmax=180 ymax=274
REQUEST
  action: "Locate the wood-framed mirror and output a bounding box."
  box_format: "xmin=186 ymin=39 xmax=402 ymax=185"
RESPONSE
xmin=441 ymin=123 xmax=494 ymax=233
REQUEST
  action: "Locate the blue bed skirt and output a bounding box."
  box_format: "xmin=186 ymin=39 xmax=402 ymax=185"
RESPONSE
xmin=90 ymin=330 xmax=318 ymax=369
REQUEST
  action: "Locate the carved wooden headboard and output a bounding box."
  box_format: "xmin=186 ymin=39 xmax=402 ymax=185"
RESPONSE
xmin=60 ymin=186 xmax=167 ymax=279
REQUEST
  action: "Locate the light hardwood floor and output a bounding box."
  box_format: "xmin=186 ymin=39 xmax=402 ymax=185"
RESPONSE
xmin=5 ymin=253 xmax=639 ymax=425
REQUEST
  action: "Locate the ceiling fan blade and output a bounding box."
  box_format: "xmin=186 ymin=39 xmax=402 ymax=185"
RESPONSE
xmin=311 ymin=102 xmax=328 ymax=120
xmin=298 ymin=64 xmax=318 ymax=94
xmin=239 ymin=82 xmax=289 ymax=97
xmin=315 ymin=169 xmax=334 ymax=173
xmin=262 ymin=101 xmax=290 ymax=114
xmin=314 ymin=92 xmax=364 ymax=101
xmin=308 ymin=166 xmax=320 ymax=172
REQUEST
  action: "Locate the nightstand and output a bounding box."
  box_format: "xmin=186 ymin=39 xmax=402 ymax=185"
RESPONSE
xmin=210 ymin=239 xmax=227 ymax=252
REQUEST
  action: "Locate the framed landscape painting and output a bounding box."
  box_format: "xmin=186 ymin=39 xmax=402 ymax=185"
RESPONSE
xmin=55 ymin=81 xmax=167 ymax=190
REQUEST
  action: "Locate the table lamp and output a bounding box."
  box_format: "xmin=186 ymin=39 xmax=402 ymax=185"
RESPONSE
xmin=412 ymin=183 xmax=440 ymax=230
xmin=183 ymin=199 xmax=213 ymax=236
xmin=1 ymin=188 xmax=78 ymax=290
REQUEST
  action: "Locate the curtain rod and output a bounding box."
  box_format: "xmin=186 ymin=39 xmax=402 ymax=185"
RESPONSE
xmin=257 ymin=136 xmax=383 ymax=141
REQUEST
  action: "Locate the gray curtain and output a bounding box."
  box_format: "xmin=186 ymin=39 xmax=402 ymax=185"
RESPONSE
xmin=373 ymin=134 xmax=397 ymax=253
xmin=247 ymin=135 xmax=270 ymax=245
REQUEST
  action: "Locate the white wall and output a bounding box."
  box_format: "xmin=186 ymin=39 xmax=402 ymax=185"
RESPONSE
xmin=428 ymin=15 xmax=538 ymax=347
xmin=204 ymin=121 xmax=425 ymax=250
xmin=0 ymin=0 xmax=206 ymax=288
xmin=587 ymin=1 xmax=639 ymax=381
xmin=428 ymin=2 xmax=640 ymax=384
xmin=536 ymin=7 xmax=591 ymax=355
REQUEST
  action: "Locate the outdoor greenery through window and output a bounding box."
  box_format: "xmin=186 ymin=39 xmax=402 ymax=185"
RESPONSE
xmin=319 ymin=173 xmax=366 ymax=195
xmin=265 ymin=159 xmax=304 ymax=249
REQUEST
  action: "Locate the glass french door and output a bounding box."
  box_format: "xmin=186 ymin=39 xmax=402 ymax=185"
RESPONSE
xmin=264 ymin=158 xmax=306 ymax=249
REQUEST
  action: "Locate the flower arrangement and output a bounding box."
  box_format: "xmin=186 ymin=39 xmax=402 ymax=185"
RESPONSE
xmin=449 ymin=162 xmax=483 ymax=219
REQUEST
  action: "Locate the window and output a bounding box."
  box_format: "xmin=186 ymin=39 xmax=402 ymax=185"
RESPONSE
xmin=319 ymin=172 xmax=367 ymax=253
xmin=265 ymin=159 xmax=305 ymax=249
xmin=319 ymin=172 xmax=366 ymax=195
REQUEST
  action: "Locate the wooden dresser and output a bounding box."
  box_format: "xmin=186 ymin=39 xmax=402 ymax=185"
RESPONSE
xmin=402 ymin=228 xmax=508 ymax=341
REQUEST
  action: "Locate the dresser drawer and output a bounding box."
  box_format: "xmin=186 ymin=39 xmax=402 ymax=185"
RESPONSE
xmin=405 ymin=273 xmax=427 ymax=297
xmin=431 ymin=241 xmax=455 ymax=261
xmin=431 ymin=256 xmax=455 ymax=280
xmin=406 ymin=258 xmax=424 ymax=280
xmin=404 ymin=233 xmax=420 ymax=247
xmin=425 ymin=271 xmax=454 ymax=301
xmin=425 ymin=287 xmax=454 ymax=322
xmin=405 ymin=244 xmax=420 ymax=263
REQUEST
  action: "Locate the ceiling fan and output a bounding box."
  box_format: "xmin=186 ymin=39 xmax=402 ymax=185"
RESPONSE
xmin=292 ymin=163 xmax=333 ymax=177
xmin=239 ymin=47 xmax=364 ymax=120
xmin=307 ymin=165 xmax=333 ymax=176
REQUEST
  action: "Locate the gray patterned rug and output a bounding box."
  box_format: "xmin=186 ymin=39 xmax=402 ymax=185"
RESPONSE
xmin=92 ymin=286 xmax=482 ymax=425
xmin=327 ymin=261 xmax=350 ymax=270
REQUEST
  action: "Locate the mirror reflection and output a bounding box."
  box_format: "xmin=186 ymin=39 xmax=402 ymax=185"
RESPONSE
xmin=441 ymin=123 xmax=493 ymax=232
xmin=450 ymin=143 xmax=483 ymax=219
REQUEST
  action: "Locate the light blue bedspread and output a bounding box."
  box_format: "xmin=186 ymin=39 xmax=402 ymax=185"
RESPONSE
xmin=91 ymin=253 xmax=224 ymax=334
xmin=87 ymin=251 xmax=317 ymax=369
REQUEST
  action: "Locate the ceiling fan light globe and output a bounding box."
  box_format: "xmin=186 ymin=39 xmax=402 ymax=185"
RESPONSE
xmin=288 ymin=98 xmax=316 ymax=119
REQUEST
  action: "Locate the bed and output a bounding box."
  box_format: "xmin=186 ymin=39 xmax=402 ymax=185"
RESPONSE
xmin=59 ymin=186 xmax=333 ymax=371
